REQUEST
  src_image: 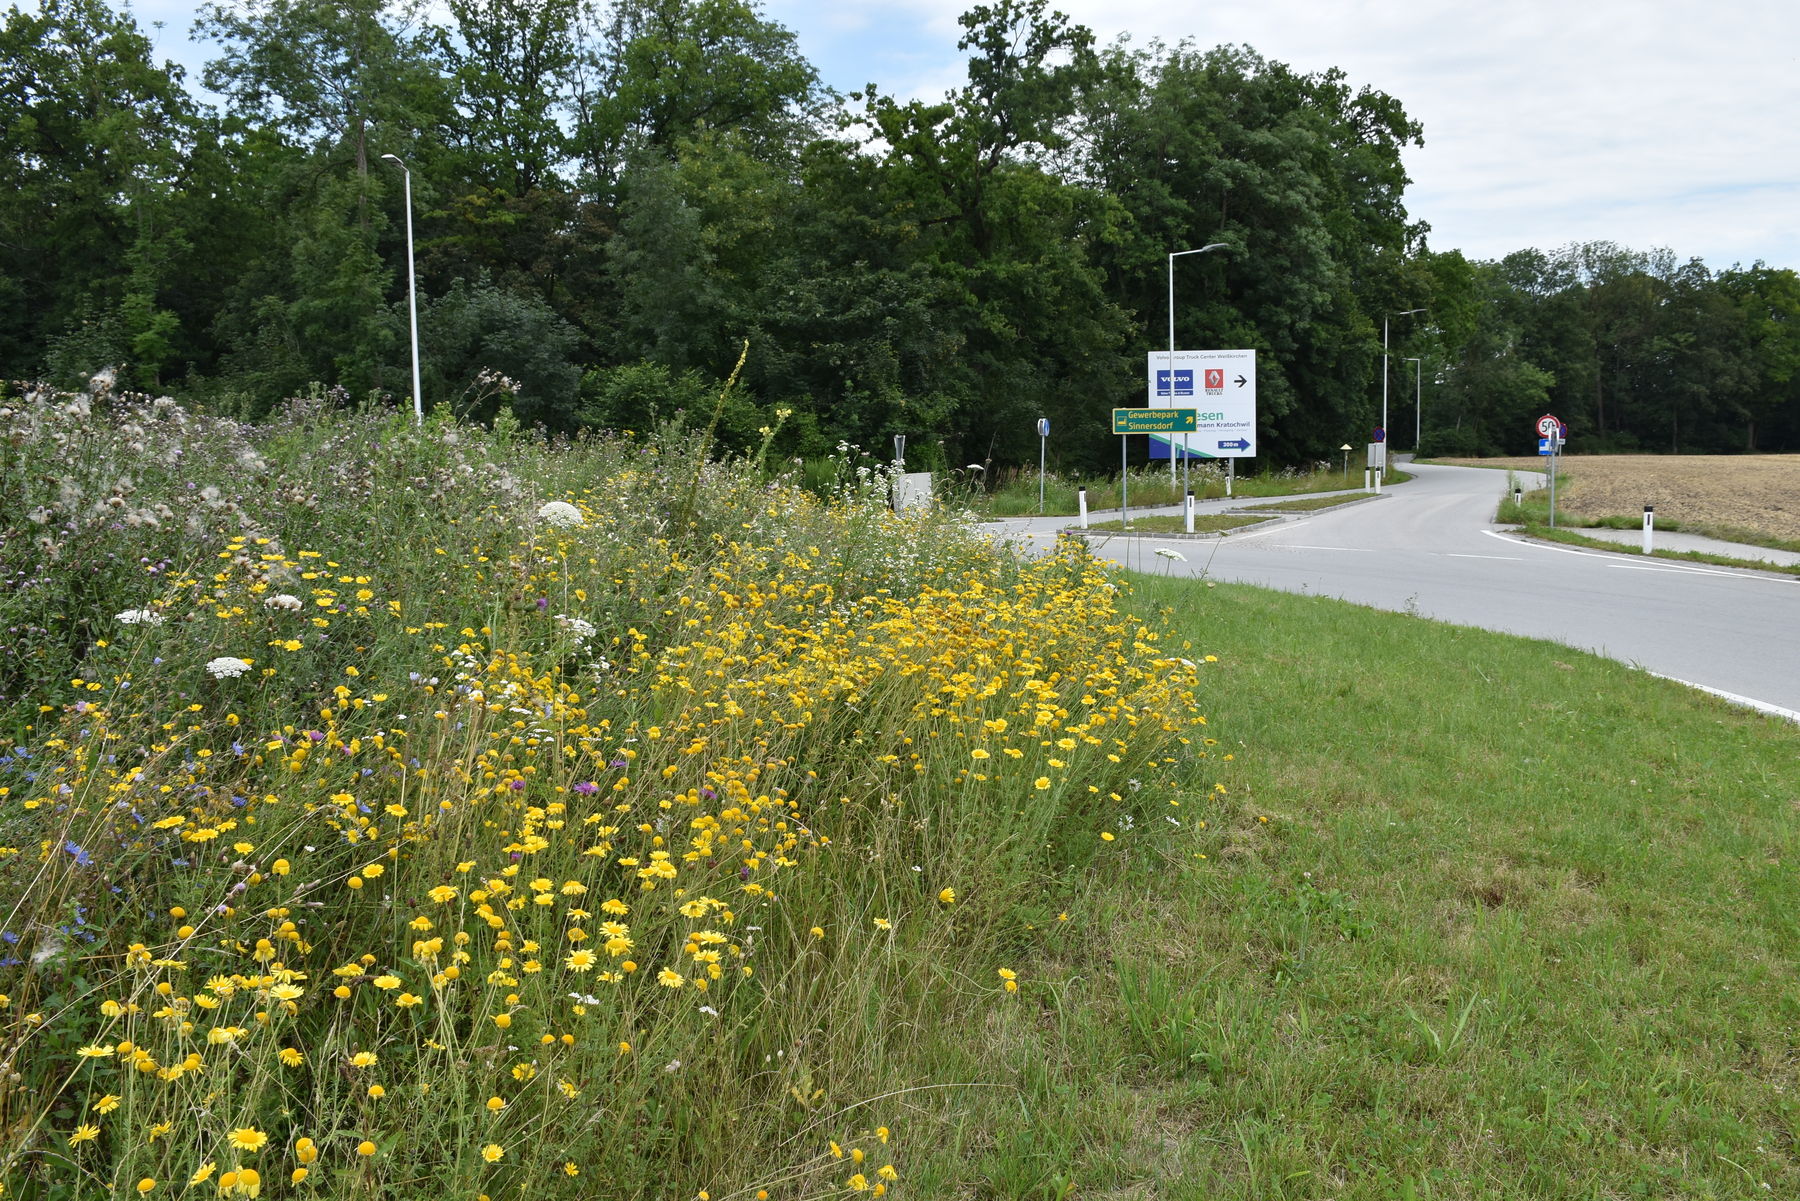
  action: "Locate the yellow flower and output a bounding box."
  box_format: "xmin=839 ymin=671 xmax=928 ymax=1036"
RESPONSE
xmin=137 ymin=1179 xmax=157 ymax=1194
xmin=1100 ymin=831 xmax=1115 ymax=841
xmin=191 ymin=1163 xmax=217 ymax=1185
xmin=295 ymin=1138 xmax=318 ymax=1164
xmin=848 ymin=1173 xmax=870 ymax=1191
xmin=93 ymin=1094 xmax=121 ymax=1113
xmin=872 ymin=917 xmax=891 ymax=931
xmin=367 ymin=1084 xmax=386 ymax=1099
xmin=356 ymin=1140 xmax=377 ymax=1158
xmin=657 ymin=968 xmax=685 ymax=988
xmin=938 ymin=888 xmax=956 ymax=905
xmin=1034 ymin=777 xmax=1051 ymax=790
xmin=69 ymin=1123 xmax=100 ymax=1147
xmin=290 ymin=1169 xmax=308 ymax=1185
xmin=278 ymin=1047 xmax=303 ymax=1067
xmin=565 ymin=949 xmax=597 ymax=971
xmin=351 ymin=1051 xmax=377 ymax=1068
xmin=486 ymin=1096 xmax=506 ymax=1112
xmin=228 ymin=1128 xmax=268 ymax=1152
xmin=481 ymin=1144 xmax=504 ymax=1163
xmin=146 ymin=1122 xmax=172 ymax=1143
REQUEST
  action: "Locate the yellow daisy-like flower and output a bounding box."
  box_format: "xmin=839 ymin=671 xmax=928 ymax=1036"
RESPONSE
xmin=191 ymin=1162 xmax=217 ymax=1185
xmin=481 ymin=1143 xmax=504 ymax=1163
xmin=356 ymin=1140 xmax=377 ymax=1158
xmin=229 ymin=1128 xmax=269 ymax=1153
xmin=938 ymin=888 xmax=956 ymax=905
xmin=93 ymin=1094 xmax=121 ymax=1113
xmin=278 ymin=1047 xmax=303 ymax=1067
xmin=565 ymin=949 xmax=598 ymax=971
xmin=1034 ymin=777 xmax=1051 ymax=790
xmin=69 ymin=1123 xmax=100 ymax=1147
xmin=350 ymin=1051 xmax=377 ymax=1068
xmin=657 ymin=968 xmax=685 ymax=989
xmin=136 ymin=1178 xmax=157 ymax=1194
xmin=486 ymin=1096 xmax=506 ymax=1112
xmin=872 ymin=917 xmax=891 ymax=931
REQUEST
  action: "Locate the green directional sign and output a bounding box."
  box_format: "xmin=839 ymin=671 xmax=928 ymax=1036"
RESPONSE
xmin=1112 ymin=407 xmax=1197 ymax=435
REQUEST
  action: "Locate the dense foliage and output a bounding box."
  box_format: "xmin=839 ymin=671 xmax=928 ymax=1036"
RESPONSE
xmin=3 ymin=0 xmax=1796 ymax=465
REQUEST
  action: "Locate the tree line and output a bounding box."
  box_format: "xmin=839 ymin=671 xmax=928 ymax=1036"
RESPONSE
xmin=3 ymin=0 xmax=1796 ymax=468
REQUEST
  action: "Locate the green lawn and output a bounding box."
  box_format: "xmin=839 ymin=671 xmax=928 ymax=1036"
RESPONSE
xmin=887 ymin=574 xmax=1800 ymax=1199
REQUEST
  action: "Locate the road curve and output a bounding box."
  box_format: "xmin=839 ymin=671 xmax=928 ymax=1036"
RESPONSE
xmin=1053 ymin=463 xmax=1800 ymax=719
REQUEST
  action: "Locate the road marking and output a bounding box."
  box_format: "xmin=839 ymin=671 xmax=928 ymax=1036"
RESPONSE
xmin=1446 ymin=553 xmax=1523 ymax=560
xmin=1647 ymin=674 xmax=1800 ymax=725
xmin=1283 ymin=544 xmax=1374 ymax=552
xmin=1606 ymin=562 xmax=1746 ymax=578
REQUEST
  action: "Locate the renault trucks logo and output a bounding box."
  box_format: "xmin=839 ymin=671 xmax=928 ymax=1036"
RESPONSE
xmin=1204 ymin=368 xmax=1225 ymax=394
xmin=1155 ymin=369 xmax=1194 ymax=397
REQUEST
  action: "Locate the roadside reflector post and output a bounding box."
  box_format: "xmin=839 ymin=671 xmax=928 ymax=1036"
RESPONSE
xmin=1226 ymin=459 xmax=1234 ymax=499
xmin=1513 ymin=485 xmax=1522 ymax=507
xmin=1185 ymin=490 xmax=1195 ymax=534
xmin=1078 ymin=487 xmax=1089 ymax=529
xmin=1364 ymin=468 xmax=1372 ymax=492
xmin=1643 ymin=504 xmax=1654 ymax=554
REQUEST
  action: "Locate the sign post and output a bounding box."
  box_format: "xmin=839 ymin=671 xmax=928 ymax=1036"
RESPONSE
xmin=1535 ymin=414 xmax=1565 ymax=527
xmin=1036 ymin=417 xmax=1050 ymax=513
xmin=1147 ymin=351 xmax=1257 ymax=503
xmin=1114 ymin=408 xmax=1199 ymax=529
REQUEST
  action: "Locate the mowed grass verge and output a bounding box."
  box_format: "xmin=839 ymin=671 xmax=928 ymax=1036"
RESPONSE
xmin=902 ymin=574 xmax=1800 ymax=1199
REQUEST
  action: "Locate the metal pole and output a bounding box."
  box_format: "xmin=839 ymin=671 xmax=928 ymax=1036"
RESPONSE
xmin=1414 ymin=357 xmax=1423 ymax=452
xmin=1169 ymin=244 xmax=1228 ymax=497
xmin=1381 ymin=314 xmax=1389 ymax=451
xmin=1167 ymin=255 xmax=1178 ymax=492
xmin=382 ymin=154 xmax=423 ymax=425
xmin=1038 ymin=429 xmax=1046 ymax=514
xmin=1120 ymin=436 xmax=1129 ymax=528
xmin=1548 ymin=443 xmax=1557 ymax=528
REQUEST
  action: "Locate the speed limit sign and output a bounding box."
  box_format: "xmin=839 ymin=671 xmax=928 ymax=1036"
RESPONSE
xmin=1536 ymin=414 xmax=1564 ymax=438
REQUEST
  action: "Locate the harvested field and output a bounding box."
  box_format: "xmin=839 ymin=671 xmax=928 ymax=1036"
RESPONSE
xmin=1435 ymin=454 xmax=1800 ymax=542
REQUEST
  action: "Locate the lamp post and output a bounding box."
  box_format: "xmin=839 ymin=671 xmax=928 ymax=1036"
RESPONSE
xmin=381 ymin=153 xmax=423 ymax=425
xmin=1404 ymin=357 xmax=1422 ymax=453
xmin=1168 ymin=242 xmax=1229 ymax=499
xmin=1383 ymin=307 xmax=1425 ymax=475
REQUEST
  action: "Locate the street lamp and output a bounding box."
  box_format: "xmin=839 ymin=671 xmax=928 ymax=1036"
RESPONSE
xmin=1383 ymin=307 xmax=1425 ymax=471
xmin=1403 ymin=356 xmax=1422 ymax=453
xmin=381 ymin=153 xmax=423 ymax=425
xmin=1168 ymin=242 xmax=1229 ymax=498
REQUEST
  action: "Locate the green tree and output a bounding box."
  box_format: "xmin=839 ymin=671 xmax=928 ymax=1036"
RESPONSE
xmin=0 ymin=0 xmax=198 ymax=385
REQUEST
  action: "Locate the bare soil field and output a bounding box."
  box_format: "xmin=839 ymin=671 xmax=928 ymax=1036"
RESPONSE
xmin=1435 ymin=454 xmax=1800 ymax=542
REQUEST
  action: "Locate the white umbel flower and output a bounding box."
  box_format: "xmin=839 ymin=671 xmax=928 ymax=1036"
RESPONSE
xmin=1153 ymin=547 xmax=1187 ymax=562
xmin=263 ymin=593 xmax=303 ymax=612
xmin=115 ymin=609 xmax=163 ymax=625
xmin=205 ymin=656 xmax=254 ymax=679
xmin=554 ymin=615 xmax=597 ymax=640
xmin=536 ymin=500 xmax=584 ymax=528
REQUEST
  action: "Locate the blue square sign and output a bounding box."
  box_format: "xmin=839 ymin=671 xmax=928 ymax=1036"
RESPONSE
xmin=1155 ymin=369 xmax=1195 ymax=397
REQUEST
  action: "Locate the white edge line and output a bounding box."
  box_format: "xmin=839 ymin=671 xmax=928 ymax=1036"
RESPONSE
xmin=1606 ymin=562 xmax=1747 ymax=578
xmin=1645 ymin=673 xmax=1800 ymax=725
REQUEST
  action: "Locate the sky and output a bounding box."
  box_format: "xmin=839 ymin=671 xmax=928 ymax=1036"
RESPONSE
xmin=114 ymin=0 xmax=1800 ymax=272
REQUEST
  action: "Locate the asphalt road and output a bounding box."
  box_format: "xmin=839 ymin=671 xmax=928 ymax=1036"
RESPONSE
xmin=1006 ymin=462 xmax=1800 ymax=720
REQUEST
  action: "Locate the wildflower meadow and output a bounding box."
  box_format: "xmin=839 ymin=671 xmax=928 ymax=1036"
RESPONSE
xmin=0 ymin=382 xmax=1215 ymax=1199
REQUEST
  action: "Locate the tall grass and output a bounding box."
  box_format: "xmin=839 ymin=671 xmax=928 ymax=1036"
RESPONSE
xmin=0 ymin=384 xmax=1209 ymax=1199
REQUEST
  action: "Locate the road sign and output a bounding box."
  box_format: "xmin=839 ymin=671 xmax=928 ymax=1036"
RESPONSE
xmin=1147 ymin=350 xmax=1256 ymax=458
xmin=1373 ymin=427 xmax=1386 ymax=444
xmin=1036 ymin=417 xmax=1050 ymax=438
xmin=1536 ymin=413 xmax=1565 ymax=439
xmin=1538 ymin=438 xmax=1554 ymax=456
xmin=1114 ymin=407 xmax=1197 ymax=435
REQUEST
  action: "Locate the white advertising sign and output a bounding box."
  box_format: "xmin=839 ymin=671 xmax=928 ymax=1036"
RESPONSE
xmin=1146 ymin=349 xmax=1257 ymax=459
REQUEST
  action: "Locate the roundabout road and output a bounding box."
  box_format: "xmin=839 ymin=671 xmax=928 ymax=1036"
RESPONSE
xmin=1027 ymin=463 xmax=1800 ymax=721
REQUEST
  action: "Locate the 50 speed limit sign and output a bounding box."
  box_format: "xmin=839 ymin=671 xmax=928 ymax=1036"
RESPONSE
xmin=1536 ymin=414 xmax=1564 ymax=439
